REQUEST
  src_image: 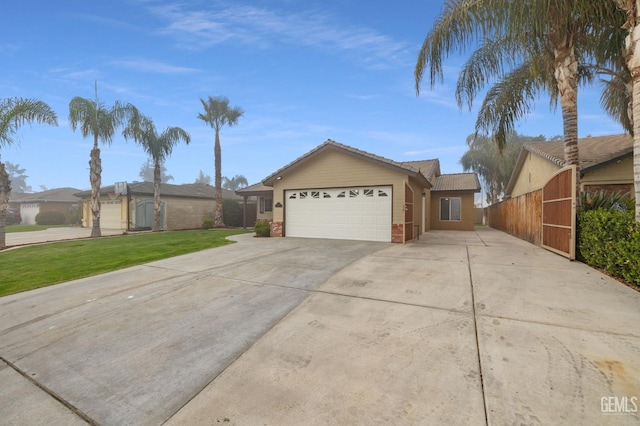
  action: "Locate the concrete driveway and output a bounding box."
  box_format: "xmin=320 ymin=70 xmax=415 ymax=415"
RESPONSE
xmin=1 ymin=228 xmax=639 ymax=425
xmin=5 ymin=227 xmax=123 ymax=247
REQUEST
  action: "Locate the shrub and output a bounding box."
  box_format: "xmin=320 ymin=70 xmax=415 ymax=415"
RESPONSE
xmin=580 ymin=190 xmax=633 ymax=212
xmin=35 ymin=210 xmax=66 ymax=225
xmin=222 ymin=199 xmax=243 ymax=227
xmin=202 ymin=217 xmax=215 ymax=229
xmin=577 ymin=208 xmax=639 ymax=286
xmin=254 ymin=220 xmax=270 ymax=237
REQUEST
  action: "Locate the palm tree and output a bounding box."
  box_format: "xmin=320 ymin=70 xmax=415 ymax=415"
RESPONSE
xmin=0 ymin=98 xmax=58 ymax=248
xmin=197 ymin=96 xmax=244 ymax=227
xmin=613 ymin=1 xmax=640 ymax=222
xmin=222 ymin=174 xmax=248 ymax=191
xmin=69 ymin=96 xmax=130 ymax=238
xmin=123 ymin=108 xmax=190 ymax=231
xmin=415 ymin=0 xmax=625 ymax=202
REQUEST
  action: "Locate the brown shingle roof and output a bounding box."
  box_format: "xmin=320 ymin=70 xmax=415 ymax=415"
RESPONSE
xmin=236 ymin=182 xmax=272 ymax=196
xmin=10 ymin=187 xmax=82 ymax=203
xmin=400 ymin=159 xmax=440 ymax=184
xmin=75 ymin=182 xmax=242 ymax=200
xmin=525 ymin=134 xmax=632 ymax=170
xmin=432 ymin=173 xmax=481 ymax=192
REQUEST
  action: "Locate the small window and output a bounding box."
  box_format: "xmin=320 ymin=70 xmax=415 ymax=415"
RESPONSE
xmin=299 ymin=191 xmax=307 ymax=199
xmin=349 ymin=189 xmax=359 ymax=198
xmin=337 ymin=191 xmax=346 ymax=198
xmin=311 ymin=191 xmax=320 ymax=199
xmin=289 ymin=193 xmax=297 ymax=199
xmin=440 ymin=197 xmax=461 ymax=221
xmin=363 ymin=189 xmax=374 ymax=197
xmin=323 ymin=192 xmax=331 ymax=198
xmin=260 ymin=197 xmax=273 ymax=213
xmin=378 ymin=190 xmax=388 ymax=197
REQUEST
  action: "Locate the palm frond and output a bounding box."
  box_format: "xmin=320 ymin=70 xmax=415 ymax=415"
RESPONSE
xmin=0 ymin=98 xmax=58 ymax=148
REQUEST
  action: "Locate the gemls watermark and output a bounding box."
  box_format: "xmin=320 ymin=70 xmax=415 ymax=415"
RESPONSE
xmin=601 ymin=396 xmax=638 ymax=415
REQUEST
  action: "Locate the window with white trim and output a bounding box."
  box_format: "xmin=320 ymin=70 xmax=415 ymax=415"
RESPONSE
xmin=440 ymin=197 xmax=461 ymax=221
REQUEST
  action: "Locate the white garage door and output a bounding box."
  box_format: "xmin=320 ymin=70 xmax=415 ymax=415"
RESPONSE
xmin=20 ymin=203 xmax=40 ymax=225
xmin=285 ymin=186 xmax=392 ymax=242
xmin=100 ymin=200 xmax=123 ymax=229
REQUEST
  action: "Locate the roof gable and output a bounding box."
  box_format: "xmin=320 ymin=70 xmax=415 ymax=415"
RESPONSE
xmin=262 ymin=139 xmax=432 ymax=187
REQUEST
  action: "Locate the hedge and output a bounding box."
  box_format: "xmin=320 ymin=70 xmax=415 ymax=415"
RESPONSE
xmin=577 ymin=208 xmax=640 ymax=286
xmin=35 ymin=210 xmax=66 ymax=225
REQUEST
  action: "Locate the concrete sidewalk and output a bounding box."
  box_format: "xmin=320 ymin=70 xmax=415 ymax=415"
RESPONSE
xmin=5 ymin=227 xmax=123 ymax=247
xmin=1 ymin=227 xmax=639 ymax=425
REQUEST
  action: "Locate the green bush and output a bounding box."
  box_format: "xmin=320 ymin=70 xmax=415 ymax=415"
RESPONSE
xmin=254 ymin=220 xmax=270 ymax=237
xmin=577 ymin=208 xmax=639 ymax=286
xmin=35 ymin=210 xmax=66 ymax=226
xmin=580 ymin=190 xmax=633 ymax=212
xmin=202 ymin=218 xmax=215 ymax=229
xmin=222 ymin=199 xmax=243 ymax=227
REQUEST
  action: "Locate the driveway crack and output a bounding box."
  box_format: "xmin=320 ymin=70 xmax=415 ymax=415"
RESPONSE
xmin=467 ymin=246 xmax=489 ymax=426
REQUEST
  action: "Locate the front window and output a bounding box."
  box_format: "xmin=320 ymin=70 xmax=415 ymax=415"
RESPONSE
xmin=260 ymin=197 xmax=273 ymax=213
xmin=440 ymin=197 xmax=461 ymax=221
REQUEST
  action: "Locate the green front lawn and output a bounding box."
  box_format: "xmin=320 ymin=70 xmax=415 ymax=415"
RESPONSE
xmin=0 ymin=229 xmax=250 ymax=297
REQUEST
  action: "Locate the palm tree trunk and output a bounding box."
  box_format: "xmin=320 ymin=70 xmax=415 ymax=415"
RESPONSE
xmin=631 ymin=39 xmax=640 ymax=222
xmin=90 ymin=146 xmax=102 ymax=238
xmin=0 ymin=162 xmax=11 ymax=249
xmin=554 ymin=44 xmax=581 ymax=207
xmin=214 ymin=130 xmax=224 ymax=227
xmin=154 ymin=161 xmax=162 ymax=232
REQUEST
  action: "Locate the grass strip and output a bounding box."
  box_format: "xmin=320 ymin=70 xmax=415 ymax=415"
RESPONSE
xmin=0 ymin=229 xmax=250 ymax=297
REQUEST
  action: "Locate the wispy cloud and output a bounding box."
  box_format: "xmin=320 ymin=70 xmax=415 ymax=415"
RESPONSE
xmin=111 ymin=58 xmax=200 ymax=74
xmin=147 ymin=3 xmax=410 ymax=68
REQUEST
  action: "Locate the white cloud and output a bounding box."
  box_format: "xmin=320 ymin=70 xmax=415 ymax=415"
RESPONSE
xmin=147 ymin=3 xmax=410 ymax=68
xmin=111 ymin=58 xmax=200 ymax=74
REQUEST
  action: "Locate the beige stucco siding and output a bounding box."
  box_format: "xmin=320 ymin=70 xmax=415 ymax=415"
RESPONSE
xmin=581 ymin=157 xmax=633 ymax=188
xmin=430 ymin=191 xmax=476 ymax=231
xmin=271 ymin=149 xmax=409 ymax=225
xmin=511 ymin=152 xmax=560 ymax=197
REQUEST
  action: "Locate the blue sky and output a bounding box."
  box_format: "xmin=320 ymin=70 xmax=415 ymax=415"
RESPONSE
xmin=1 ymin=0 xmax=625 ymax=191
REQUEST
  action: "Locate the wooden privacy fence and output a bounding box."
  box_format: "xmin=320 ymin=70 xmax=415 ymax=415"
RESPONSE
xmin=486 ymin=189 xmax=542 ymax=246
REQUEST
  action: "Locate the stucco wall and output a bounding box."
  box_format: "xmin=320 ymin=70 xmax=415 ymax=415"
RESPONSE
xmin=271 ymin=149 xmax=409 ymax=226
xmin=164 ymin=198 xmax=214 ymax=230
xmin=581 ymin=156 xmax=633 ymax=194
xmin=511 ymin=152 xmax=560 ymax=197
xmin=430 ymin=191 xmax=476 ymax=231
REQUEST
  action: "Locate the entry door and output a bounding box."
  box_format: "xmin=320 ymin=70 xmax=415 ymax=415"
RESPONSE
xmin=285 ymin=186 xmax=392 ymax=242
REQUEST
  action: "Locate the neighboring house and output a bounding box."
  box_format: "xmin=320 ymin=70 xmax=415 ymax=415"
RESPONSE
xmin=75 ymin=182 xmax=245 ymax=231
xmin=9 ymin=187 xmax=82 ymax=225
xmin=506 ymin=134 xmax=634 ymax=198
xmin=237 ymin=139 xmax=480 ymax=243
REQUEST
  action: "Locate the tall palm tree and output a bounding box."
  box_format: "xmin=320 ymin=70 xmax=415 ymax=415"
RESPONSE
xmin=415 ymin=0 xmax=625 ymax=201
xmin=613 ymin=0 xmax=640 ymax=222
xmin=123 ymin=108 xmax=190 ymax=231
xmin=69 ymin=96 xmax=130 ymax=237
xmin=197 ymin=96 xmax=243 ymax=227
xmin=0 ymin=98 xmax=58 ymax=248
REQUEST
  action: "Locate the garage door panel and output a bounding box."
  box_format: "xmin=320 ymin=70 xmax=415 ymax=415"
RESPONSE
xmin=285 ymin=186 xmax=391 ymax=242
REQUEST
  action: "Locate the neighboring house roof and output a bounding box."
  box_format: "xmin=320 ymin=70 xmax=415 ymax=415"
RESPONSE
xmin=236 ymin=182 xmax=272 ymax=197
xmin=432 ymin=173 xmax=481 ymax=192
xmin=505 ymin=134 xmax=633 ymax=197
xmin=75 ymin=182 xmax=242 ymax=201
xmin=10 ymin=187 xmax=82 ymax=203
xmin=262 ymin=139 xmax=433 ymax=188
